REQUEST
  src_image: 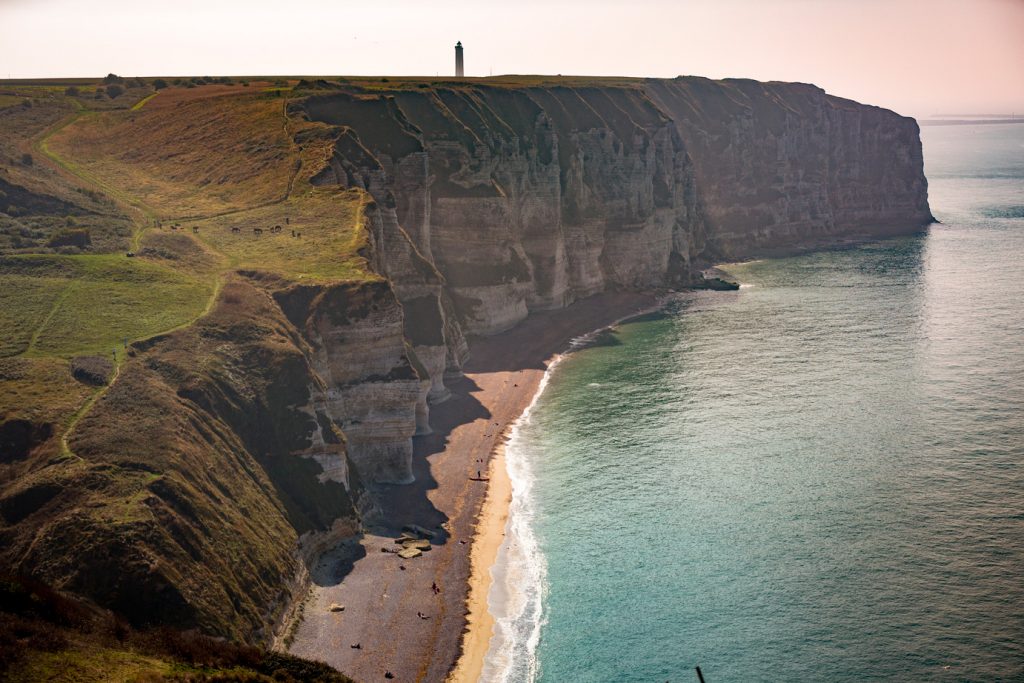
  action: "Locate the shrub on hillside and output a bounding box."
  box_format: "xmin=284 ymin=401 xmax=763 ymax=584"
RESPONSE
xmin=70 ymin=355 xmax=113 ymax=386
xmin=103 ymin=73 xmax=124 ymax=84
xmin=105 ymin=84 xmax=125 ymax=98
xmin=153 ymin=78 xmax=168 ymax=90
xmin=46 ymin=227 xmax=91 ymax=249
xmin=65 ymin=86 xmax=80 ymax=96
xmin=20 ymin=153 xmax=32 ymax=166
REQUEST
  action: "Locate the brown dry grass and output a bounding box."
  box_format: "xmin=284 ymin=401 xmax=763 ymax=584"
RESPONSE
xmin=185 ymin=187 xmax=373 ymax=282
xmin=46 ymin=87 xmax=299 ymax=218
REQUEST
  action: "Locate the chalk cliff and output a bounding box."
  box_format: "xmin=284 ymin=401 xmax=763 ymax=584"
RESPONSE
xmin=644 ymin=78 xmax=933 ymax=257
xmin=293 ymin=76 xmax=932 ymax=455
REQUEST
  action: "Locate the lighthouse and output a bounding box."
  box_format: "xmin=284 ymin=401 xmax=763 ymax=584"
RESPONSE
xmin=455 ymin=41 xmax=464 ymax=77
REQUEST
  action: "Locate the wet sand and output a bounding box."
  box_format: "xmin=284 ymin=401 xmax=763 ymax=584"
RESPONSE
xmin=287 ymin=291 xmax=656 ymax=683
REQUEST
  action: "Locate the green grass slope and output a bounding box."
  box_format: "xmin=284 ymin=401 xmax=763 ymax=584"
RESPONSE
xmin=1 ymin=79 xmax=376 ymax=661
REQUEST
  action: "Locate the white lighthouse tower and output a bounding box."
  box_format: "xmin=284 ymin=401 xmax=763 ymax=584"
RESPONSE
xmin=455 ymin=41 xmax=464 ymax=77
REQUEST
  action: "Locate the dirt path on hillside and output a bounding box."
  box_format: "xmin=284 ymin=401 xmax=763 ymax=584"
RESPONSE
xmin=286 ymin=291 xmax=658 ymax=683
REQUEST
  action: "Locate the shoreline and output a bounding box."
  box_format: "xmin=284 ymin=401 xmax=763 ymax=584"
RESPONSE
xmin=445 ymin=232 xmax=925 ymax=681
xmin=285 ymin=235 xmax=928 ymax=682
xmin=446 ymin=444 xmax=511 ymax=682
xmin=286 ymin=291 xmax=658 ymax=683
xmin=448 ymin=296 xmax=674 ymax=683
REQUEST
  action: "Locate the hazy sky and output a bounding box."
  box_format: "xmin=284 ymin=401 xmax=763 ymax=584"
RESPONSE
xmin=3 ymin=0 xmax=1023 ymax=117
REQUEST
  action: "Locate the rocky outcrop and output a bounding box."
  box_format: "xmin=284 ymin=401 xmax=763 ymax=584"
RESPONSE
xmin=273 ymin=278 xmax=424 ymax=486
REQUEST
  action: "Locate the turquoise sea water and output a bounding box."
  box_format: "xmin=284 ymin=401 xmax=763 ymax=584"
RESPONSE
xmin=483 ymin=123 xmax=1024 ymax=682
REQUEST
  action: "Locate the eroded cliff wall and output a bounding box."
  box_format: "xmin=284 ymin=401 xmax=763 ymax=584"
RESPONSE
xmin=644 ymin=78 xmax=934 ymax=258
xmin=295 ymin=76 xmax=930 ymax=357
xmin=280 ymin=77 xmax=933 ymax=497
xmin=300 ymin=84 xmax=711 ymax=340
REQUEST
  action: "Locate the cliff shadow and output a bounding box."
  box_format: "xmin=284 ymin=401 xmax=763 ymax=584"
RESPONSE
xmin=362 ymin=374 xmax=492 ymax=538
xmin=308 ymin=537 xmax=367 ymax=587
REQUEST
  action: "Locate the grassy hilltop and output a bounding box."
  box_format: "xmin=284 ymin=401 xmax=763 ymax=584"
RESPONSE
xmin=0 ymin=76 xmax=374 ymax=446
xmin=0 ymin=76 xmax=376 ymax=680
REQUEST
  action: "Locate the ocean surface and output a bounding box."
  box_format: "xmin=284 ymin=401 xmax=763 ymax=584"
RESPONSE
xmin=482 ymin=122 xmax=1024 ymax=682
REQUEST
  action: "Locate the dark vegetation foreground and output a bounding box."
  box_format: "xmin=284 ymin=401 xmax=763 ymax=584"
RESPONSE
xmin=0 ymin=574 xmax=351 ymax=682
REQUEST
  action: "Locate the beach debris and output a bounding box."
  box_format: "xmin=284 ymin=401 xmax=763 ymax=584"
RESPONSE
xmin=329 ymin=603 xmax=345 ymax=612
xmin=397 ymin=547 xmax=422 ymax=559
xmin=401 ymin=539 xmax=431 ymax=551
xmin=417 ymin=611 xmax=429 ymax=619
xmin=351 ymin=643 xmax=361 ymax=649
xmin=399 ymin=565 xmax=406 ymax=571
xmin=385 ymin=672 xmax=394 ymax=679
xmin=402 ymin=524 xmax=436 ymax=539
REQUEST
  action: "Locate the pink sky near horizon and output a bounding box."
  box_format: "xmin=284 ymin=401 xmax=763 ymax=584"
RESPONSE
xmin=2 ymin=0 xmax=1023 ymax=118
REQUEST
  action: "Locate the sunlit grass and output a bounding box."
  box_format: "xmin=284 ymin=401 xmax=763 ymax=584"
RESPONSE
xmin=189 ymin=186 xmax=374 ymax=282
xmin=46 ymin=89 xmax=299 ymax=218
xmin=3 ymin=645 xmax=175 ymax=683
xmin=0 ymin=254 xmax=211 ymax=359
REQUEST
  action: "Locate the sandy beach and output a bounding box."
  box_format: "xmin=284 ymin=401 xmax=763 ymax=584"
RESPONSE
xmin=287 ymin=291 xmax=656 ymax=683
xmin=446 ymin=445 xmax=511 ymax=683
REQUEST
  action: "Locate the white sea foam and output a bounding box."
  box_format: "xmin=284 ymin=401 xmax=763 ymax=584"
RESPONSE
xmin=479 ymin=308 xmax=665 ymax=683
xmin=478 ymin=353 xmax=562 ymax=683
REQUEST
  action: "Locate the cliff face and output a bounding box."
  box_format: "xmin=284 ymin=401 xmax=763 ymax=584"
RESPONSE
xmin=296 ymin=77 xmax=930 ymax=370
xmin=273 ymin=278 xmax=427 ymax=486
xmin=301 ymin=85 xmax=710 ymax=339
xmin=283 ymin=77 xmax=932 ymax=495
xmin=644 ymin=78 xmax=933 ymax=257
